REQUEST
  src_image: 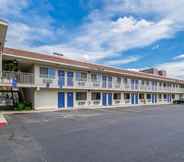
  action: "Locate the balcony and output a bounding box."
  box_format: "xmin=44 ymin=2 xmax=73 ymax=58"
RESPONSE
xmin=0 ymin=71 xmax=34 ymax=86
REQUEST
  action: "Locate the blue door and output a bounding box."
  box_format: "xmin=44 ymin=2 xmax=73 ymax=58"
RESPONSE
xmin=102 ymin=93 xmax=107 ymax=106
xmin=67 ymin=72 xmax=74 ymax=86
xmin=135 ymin=94 xmax=138 ymax=104
xmin=58 ymin=70 xmax=65 ymax=88
xmin=108 ymin=93 xmax=112 ymax=105
xmin=67 ymin=92 xmax=73 ymax=108
xmin=131 ymin=94 xmax=134 ymax=104
xmin=58 ymin=92 xmax=65 ymax=108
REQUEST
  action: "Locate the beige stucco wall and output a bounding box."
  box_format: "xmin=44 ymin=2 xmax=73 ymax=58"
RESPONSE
xmin=34 ymin=89 xmax=58 ymax=110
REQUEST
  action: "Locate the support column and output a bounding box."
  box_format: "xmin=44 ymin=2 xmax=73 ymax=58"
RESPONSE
xmin=121 ymin=92 xmax=124 ymax=105
xmin=87 ymin=90 xmax=91 ymax=106
xmin=144 ymin=93 xmax=147 ymax=104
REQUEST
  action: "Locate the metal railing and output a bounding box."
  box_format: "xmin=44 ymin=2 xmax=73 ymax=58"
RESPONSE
xmin=50 ymin=76 xmax=184 ymax=93
xmin=1 ymin=71 xmax=34 ymax=85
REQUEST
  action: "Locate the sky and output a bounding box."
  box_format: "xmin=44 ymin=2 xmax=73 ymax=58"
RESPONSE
xmin=1 ymin=0 xmax=184 ymax=79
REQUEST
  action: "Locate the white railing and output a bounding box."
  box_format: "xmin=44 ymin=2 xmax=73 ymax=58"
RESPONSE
xmin=51 ymin=76 xmax=184 ymax=93
xmin=1 ymin=71 xmax=34 ymax=85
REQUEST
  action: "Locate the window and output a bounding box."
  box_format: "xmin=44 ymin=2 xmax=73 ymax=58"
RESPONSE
xmin=172 ymin=94 xmax=175 ymax=99
xmin=159 ymin=82 xmax=162 ymax=86
xmin=159 ymin=94 xmax=162 ymax=99
xmin=76 ymin=92 xmax=87 ymax=100
xmin=123 ymin=78 xmax=128 ymax=84
xmin=76 ymin=72 xmax=87 ymax=81
xmin=147 ymin=81 xmax=149 ymax=85
xmin=113 ymin=93 xmax=121 ymax=100
xmin=164 ymin=94 xmax=167 ymax=99
xmin=139 ymin=94 xmax=144 ymax=99
xmin=141 ymin=80 xmax=144 ymax=85
xmin=91 ymin=92 xmax=101 ymax=100
xmin=147 ymin=94 xmax=151 ymax=99
xmin=40 ymin=67 xmax=55 ymax=78
xmin=91 ymin=73 xmax=100 ymax=82
xmin=117 ymin=77 xmax=121 ymax=84
xmin=124 ymin=93 xmax=130 ymax=99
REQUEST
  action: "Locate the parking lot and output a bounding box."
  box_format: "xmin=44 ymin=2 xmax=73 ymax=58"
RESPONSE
xmin=1 ymin=105 xmax=184 ymax=162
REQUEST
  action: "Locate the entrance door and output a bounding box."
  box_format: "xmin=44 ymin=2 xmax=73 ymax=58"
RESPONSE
xmin=108 ymin=93 xmax=112 ymax=105
xmin=58 ymin=70 xmax=65 ymax=88
xmin=67 ymin=92 xmax=73 ymax=108
xmin=58 ymin=92 xmax=65 ymax=108
xmin=102 ymin=93 xmax=107 ymax=106
xmin=67 ymin=72 xmax=74 ymax=86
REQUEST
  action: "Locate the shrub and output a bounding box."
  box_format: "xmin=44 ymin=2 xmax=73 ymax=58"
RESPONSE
xmin=15 ymin=101 xmax=33 ymax=111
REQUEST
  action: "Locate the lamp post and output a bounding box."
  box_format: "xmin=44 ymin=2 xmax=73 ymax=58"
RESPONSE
xmin=0 ymin=19 xmax=8 ymax=78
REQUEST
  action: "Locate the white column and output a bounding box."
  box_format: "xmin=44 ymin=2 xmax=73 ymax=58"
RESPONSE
xmin=87 ymin=90 xmax=91 ymax=106
xmin=121 ymin=92 xmax=124 ymax=104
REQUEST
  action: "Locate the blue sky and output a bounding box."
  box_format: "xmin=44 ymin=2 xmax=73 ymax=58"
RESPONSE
xmin=1 ymin=0 xmax=184 ymax=79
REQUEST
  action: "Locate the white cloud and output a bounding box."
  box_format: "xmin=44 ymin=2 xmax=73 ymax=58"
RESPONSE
xmin=157 ymin=60 xmax=184 ymax=79
xmin=104 ymin=56 xmax=141 ymax=66
xmin=1 ymin=0 xmax=184 ymax=67
xmin=173 ymin=54 xmax=184 ymax=60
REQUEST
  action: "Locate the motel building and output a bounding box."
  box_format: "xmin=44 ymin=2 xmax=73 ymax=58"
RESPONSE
xmin=0 ymin=47 xmax=184 ymax=110
xmin=0 ymin=21 xmax=184 ymax=110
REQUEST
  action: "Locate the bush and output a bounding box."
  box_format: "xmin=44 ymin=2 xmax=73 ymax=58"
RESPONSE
xmin=15 ymin=101 xmax=33 ymax=111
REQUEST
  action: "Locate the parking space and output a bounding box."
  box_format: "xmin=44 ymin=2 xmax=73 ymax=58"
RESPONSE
xmin=1 ymin=105 xmax=184 ymax=162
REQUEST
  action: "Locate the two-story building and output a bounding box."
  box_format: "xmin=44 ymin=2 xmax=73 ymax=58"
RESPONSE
xmin=0 ymin=47 xmax=184 ymax=110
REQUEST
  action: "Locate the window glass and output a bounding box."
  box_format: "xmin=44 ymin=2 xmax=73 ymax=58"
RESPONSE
xmin=147 ymin=94 xmax=151 ymax=99
xmin=124 ymin=93 xmax=130 ymax=99
xmin=91 ymin=92 xmax=101 ymax=100
xmin=40 ymin=67 xmax=55 ymax=78
xmin=117 ymin=77 xmax=121 ymax=84
xmin=48 ymin=68 xmax=56 ymax=78
xmin=76 ymin=92 xmax=87 ymax=100
xmin=139 ymin=94 xmax=144 ymax=99
xmin=91 ymin=73 xmax=100 ymax=81
xmin=113 ymin=93 xmax=121 ymax=100
xmin=124 ymin=78 xmax=128 ymax=84
xmin=40 ymin=67 xmax=48 ymax=78
xmin=76 ymin=72 xmax=87 ymax=81
xmin=159 ymin=94 xmax=162 ymax=99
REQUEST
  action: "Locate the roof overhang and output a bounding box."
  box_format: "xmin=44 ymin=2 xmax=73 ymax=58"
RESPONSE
xmin=0 ymin=20 xmax=8 ymax=49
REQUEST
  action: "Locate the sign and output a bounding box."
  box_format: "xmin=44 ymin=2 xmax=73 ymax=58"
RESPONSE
xmin=11 ymin=79 xmax=17 ymax=88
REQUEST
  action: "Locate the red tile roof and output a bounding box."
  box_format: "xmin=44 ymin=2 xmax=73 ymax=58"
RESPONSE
xmin=3 ymin=47 xmax=184 ymax=84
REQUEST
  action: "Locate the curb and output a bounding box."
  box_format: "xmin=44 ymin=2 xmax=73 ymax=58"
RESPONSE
xmin=0 ymin=114 xmax=8 ymax=128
